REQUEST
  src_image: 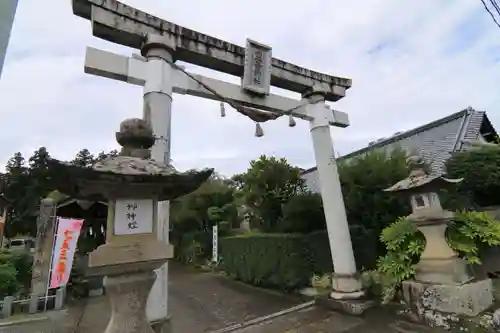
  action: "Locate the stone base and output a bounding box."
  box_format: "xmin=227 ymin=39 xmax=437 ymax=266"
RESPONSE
xmin=151 ymin=316 xmax=172 ymax=333
xmin=89 ymin=288 xmax=104 ymax=297
xmin=331 ymin=273 xmax=364 ymax=294
xmin=415 ymin=257 xmax=472 ymax=285
xmin=316 ymin=296 xmax=375 ymax=316
xmin=402 ymin=279 xmax=494 ymax=317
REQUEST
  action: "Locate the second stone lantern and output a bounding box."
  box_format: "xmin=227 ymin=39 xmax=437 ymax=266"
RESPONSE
xmin=384 ymin=155 xmax=493 ymax=317
xmin=47 ymin=118 xmax=213 ymax=333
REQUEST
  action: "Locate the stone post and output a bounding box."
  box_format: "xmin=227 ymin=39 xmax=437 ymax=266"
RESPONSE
xmin=31 ymin=198 xmax=57 ymax=296
xmin=305 ymin=89 xmax=363 ymax=300
xmin=141 ymin=34 xmax=175 ymax=332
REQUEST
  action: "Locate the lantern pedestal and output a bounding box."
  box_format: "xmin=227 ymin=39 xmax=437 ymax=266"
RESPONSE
xmin=384 ymin=156 xmax=495 ymax=324
xmin=88 ymin=241 xmax=173 ymax=333
xmin=404 ymin=216 xmax=493 ymax=318
xmin=413 ymin=218 xmax=472 ymax=285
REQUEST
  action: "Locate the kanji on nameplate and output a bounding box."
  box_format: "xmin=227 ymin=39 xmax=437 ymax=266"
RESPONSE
xmin=114 ymin=199 xmax=154 ymax=235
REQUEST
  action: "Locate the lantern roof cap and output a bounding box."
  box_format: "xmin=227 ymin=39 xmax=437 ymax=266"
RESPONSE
xmin=384 ymin=155 xmax=462 ymax=193
xmin=47 ymin=118 xmax=213 ymax=201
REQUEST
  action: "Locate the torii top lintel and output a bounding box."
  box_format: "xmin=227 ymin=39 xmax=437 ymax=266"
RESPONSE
xmin=72 ymin=0 xmax=352 ymax=102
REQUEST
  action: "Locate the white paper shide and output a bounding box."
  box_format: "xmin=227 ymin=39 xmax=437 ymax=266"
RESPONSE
xmin=114 ymin=199 xmax=154 ymax=235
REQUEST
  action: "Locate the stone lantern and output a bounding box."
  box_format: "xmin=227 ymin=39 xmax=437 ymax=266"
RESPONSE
xmin=47 ymin=118 xmax=213 ymax=333
xmin=384 ymin=155 xmax=493 ymax=317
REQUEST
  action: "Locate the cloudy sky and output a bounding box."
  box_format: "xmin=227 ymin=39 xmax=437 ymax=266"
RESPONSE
xmin=0 ymin=0 xmax=499 ymax=176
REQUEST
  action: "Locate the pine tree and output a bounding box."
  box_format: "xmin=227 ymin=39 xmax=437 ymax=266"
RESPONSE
xmin=72 ymin=149 xmax=95 ymax=167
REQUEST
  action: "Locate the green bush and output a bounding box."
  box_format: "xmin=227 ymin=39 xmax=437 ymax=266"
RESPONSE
xmin=365 ymin=211 xmax=500 ymax=304
xmin=446 ymin=144 xmax=500 ymax=207
xmin=174 ymin=231 xmax=212 ymax=264
xmin=0 ymin=263 xmax=20 ymax=297
xmin=0 ymin=250 xmax=33 ymax=289
xmin=219 ymin=228 xmax=379 ymax=290
xmin=219 ymin=234 xmax=311 ymax=290
xmin=304 ymin=228 xmax=379 ymax=274
xmin=278 ymin=193 xmax=325 ymax=234
xmin=339 ymin=149 xmax=411 ymax=234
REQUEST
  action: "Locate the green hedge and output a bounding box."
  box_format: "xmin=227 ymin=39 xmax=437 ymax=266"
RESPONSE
xmin=219 ymin=229 xmax=379 ymax=290
xmin=220 ymin=234 xmax=311 ymax=290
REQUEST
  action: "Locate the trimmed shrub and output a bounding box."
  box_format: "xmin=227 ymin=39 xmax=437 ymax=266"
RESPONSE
xmin=219 ymin=229 xmax=379 ymax=290
xmin=219 ymin=234 xmax=311 ymax=290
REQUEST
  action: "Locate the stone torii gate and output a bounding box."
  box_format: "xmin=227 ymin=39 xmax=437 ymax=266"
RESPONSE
xmin=72 ymin=0 xmax=363 ymax=331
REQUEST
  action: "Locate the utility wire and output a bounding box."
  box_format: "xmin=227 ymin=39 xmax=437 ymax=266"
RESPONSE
xmin=489 ymin=0 xmax=500 ymax=17
xmin=481 ymin=0 xmax=500 ymax=29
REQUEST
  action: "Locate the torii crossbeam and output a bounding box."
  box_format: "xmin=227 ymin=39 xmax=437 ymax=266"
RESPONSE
xmin=84 ymin=47 xmax=350 ymax=128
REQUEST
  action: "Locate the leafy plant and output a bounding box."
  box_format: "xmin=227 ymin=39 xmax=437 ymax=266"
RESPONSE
xmin=366 ymin=211 xmax=500 ymax=304
xmin=363 ymin=217 xmax=425 ymax=303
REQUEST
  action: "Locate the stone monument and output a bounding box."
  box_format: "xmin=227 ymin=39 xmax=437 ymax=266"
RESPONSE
xmin=385 ymin=156 xmax=494 ymax=318
xmin=47 ymin=118 xmax=213 ymax=333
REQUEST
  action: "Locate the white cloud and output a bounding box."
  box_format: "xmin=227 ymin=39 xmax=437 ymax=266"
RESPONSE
xmin=0 ymin=0 xmax=499 ymax=176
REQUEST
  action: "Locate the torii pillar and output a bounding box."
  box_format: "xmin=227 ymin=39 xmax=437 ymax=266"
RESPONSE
xmin=305 ymin=89 xmax=363 ymax=300
xmin=140 ymin=35 xmax=175 ymax=332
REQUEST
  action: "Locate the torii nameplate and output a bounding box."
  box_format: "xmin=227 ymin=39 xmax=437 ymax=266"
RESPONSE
xmin=72 ymin=0 xmax=352 ymax=102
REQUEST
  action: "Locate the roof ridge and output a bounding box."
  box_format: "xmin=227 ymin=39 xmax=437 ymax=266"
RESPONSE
xmin=301 ymin=108 xmax=479 ymax=175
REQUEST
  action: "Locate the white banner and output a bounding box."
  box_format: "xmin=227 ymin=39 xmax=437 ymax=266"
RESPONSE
xmin=49 ymin=218 xmax=84 ymax=289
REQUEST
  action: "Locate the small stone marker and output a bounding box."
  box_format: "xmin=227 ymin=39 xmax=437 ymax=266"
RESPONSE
xmin=2 ymin=296 xmax=13 ymax=317
xmin=212 ymin=225 xmax=218 ymax=263
xmin=29 ymin=294 xmax=38 ymax=313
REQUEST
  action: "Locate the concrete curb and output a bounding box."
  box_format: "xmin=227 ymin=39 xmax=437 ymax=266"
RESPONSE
xmin=0 ymin=314 xmax=49 ymax=327
xmin=209 ymin=300 xmax=316 ymax=333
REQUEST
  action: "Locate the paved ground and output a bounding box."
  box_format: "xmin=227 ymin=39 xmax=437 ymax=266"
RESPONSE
xmin=0 ymin=262 xmax=451 ymax=333
xmin=231 ymin=306 xmax=444 ymax=333
xmin=0 ymin=262 xmax=305 ymax=333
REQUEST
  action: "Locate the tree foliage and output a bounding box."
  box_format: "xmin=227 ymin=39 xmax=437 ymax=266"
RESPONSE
xmin=2 ymin=148 xmax=118 ymax=238
xmin=339 ymin=149 xmax=412 ymax=233
xmin=446 ymin=143 xmax=500 ymax=207
xmin=232 ymin=155 xmax=305 ymax=232
xmin=278 ymin=192 xmax=325 ymax=234
xmin=170 ymin=173 xmax=238 ymax=234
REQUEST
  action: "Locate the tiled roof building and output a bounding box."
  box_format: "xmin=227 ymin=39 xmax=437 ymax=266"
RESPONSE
xmin=302 ymin=107 xmax=497 ymax=193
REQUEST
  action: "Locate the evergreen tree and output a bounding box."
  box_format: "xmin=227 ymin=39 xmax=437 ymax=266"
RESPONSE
xmin=3 ymin=152 xmax=35 ymax=237
xmin=71 ymin=149 xmax=95 ymax=167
